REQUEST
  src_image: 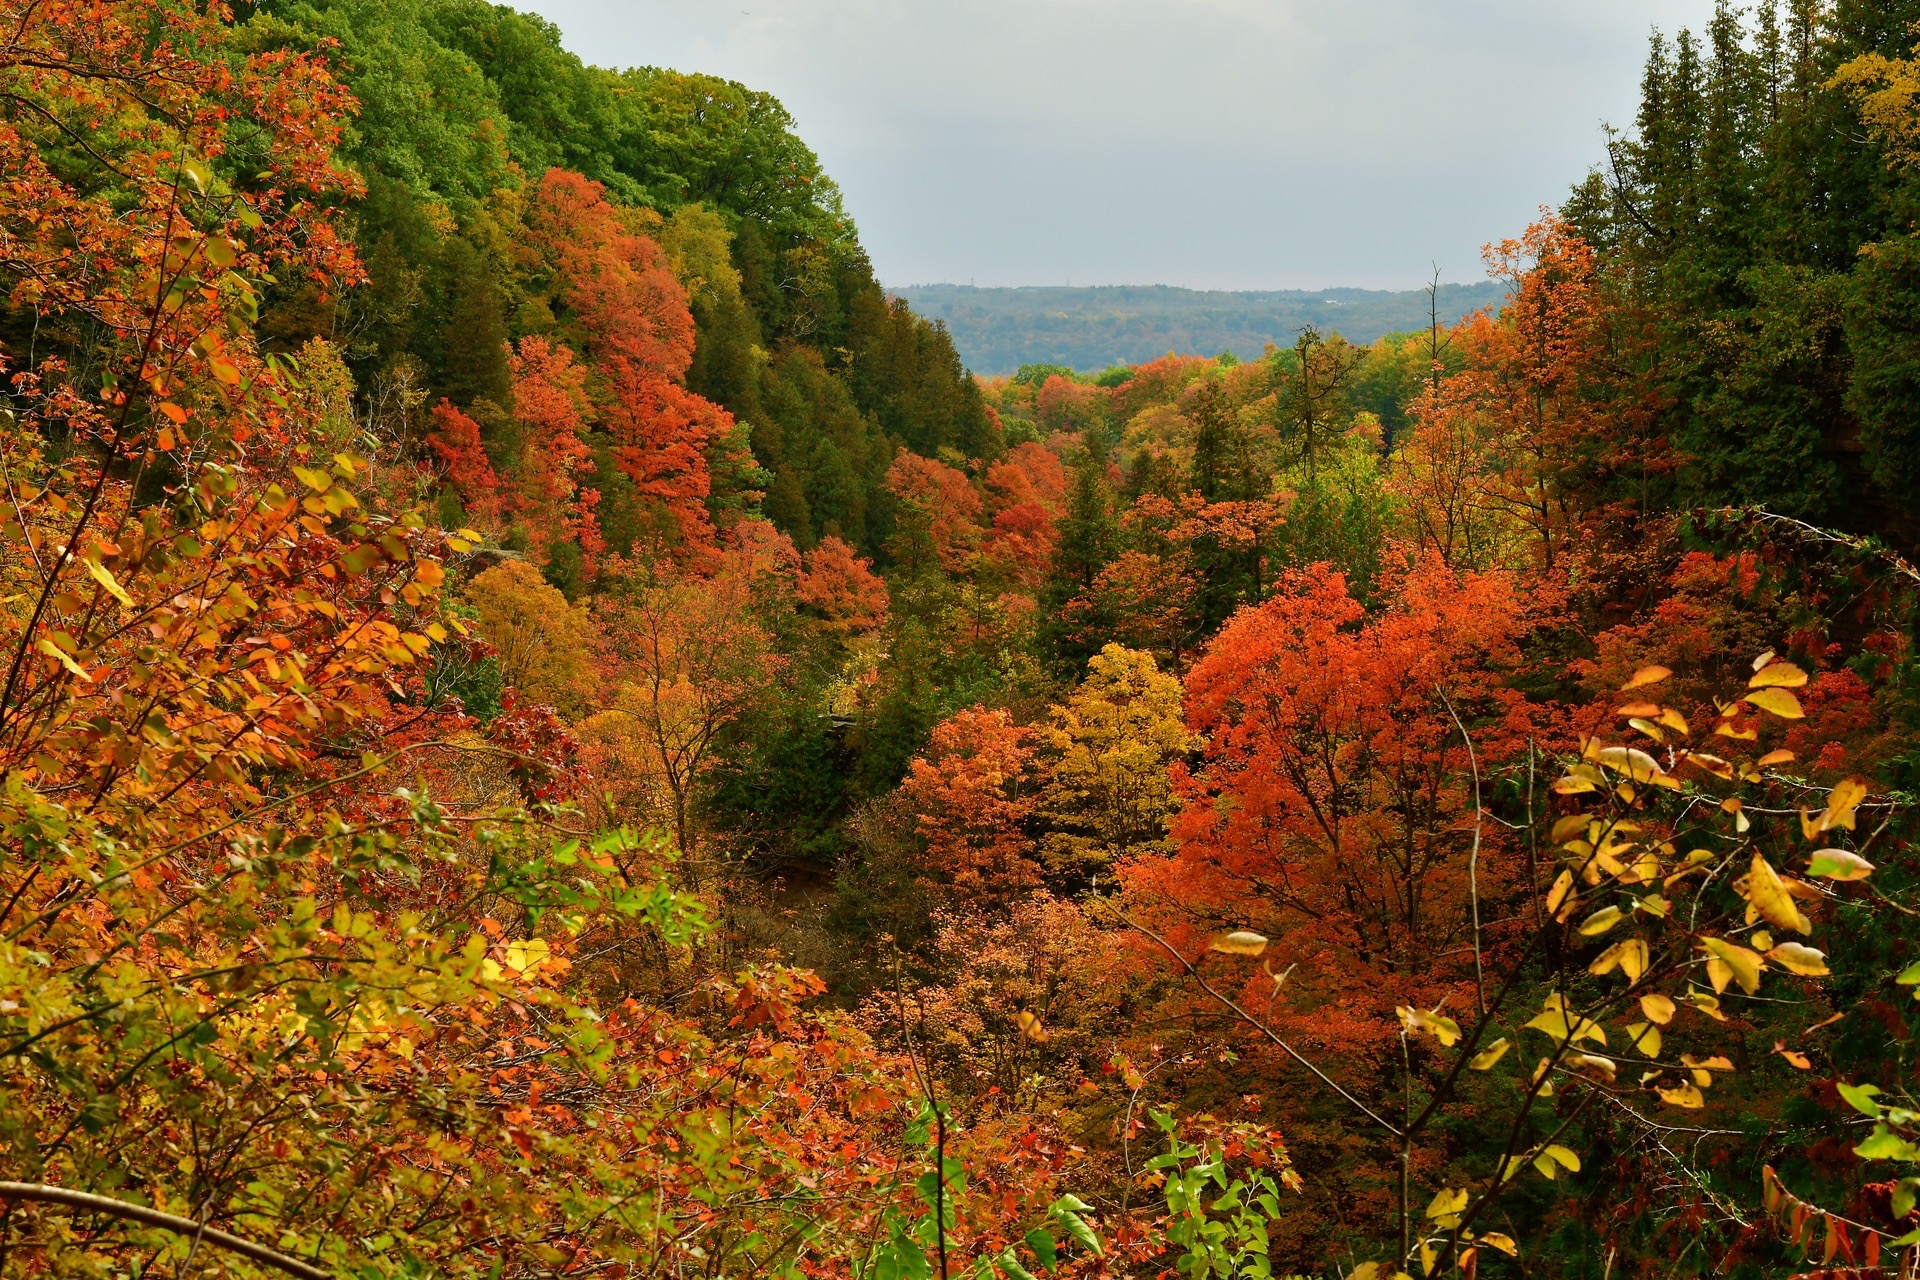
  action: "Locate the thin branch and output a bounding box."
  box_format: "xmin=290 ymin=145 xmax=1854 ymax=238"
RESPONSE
xmin=0 ymin=1182 xmax=329 ymax=1280
xmin=1111 ymin=907 xmax=1402 ymax=1136
xmin=1437 ymin=687 xmax=1486 ymax=1021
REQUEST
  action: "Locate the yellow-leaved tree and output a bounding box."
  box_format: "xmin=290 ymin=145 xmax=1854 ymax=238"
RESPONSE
xmin=1037 ymin=643 xmax=1198 ymax=881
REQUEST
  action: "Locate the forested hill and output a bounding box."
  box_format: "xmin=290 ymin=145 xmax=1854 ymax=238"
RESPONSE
xmin=235 ymin=0 xmax=998 ymax=587
xmin=892 ymin=281 xmax=1508 ymax=374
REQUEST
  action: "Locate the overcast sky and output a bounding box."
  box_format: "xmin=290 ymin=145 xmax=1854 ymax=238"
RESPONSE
xmin=514 ymin=0 xmax=1720 ymax=292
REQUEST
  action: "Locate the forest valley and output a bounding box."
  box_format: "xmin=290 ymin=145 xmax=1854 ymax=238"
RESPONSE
xmin=11 ymin=1 xmax=1920 ymax=1278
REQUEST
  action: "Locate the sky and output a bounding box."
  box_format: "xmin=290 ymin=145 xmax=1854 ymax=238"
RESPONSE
xmin=514 ymin=0 xmax=1722 ymax=292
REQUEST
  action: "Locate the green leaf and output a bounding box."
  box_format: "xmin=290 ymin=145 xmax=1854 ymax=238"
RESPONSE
xmin=1897 ymin=961 xmax=1920 ymax=986
xmin=1023 ymin=1229 xmax=1058 ymax=1271
xmin=1894 ymin=1178 xmax=1920 ymax=1220
xmin=1838 ymin=1081 xmax=1884 ymax=1117
xmin=1855 ymin=1125 xmax=1919 ymax=1161
xmin=1807 ymin=849 xmax=1876 ymax=881
xmin=995 ymin=1248 xmax=1037 ymax=1280
xmin=1050 ymin=1207 xmax=1102 ymax=1258
xmin=292 ymin=464 xmax=332 ymax=493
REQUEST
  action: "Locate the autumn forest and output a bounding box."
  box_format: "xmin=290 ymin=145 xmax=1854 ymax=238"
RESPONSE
xmin=6 ymin=2 xmax=1920 ymax=1278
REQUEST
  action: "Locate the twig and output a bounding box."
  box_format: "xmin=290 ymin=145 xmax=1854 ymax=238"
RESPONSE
xmin=1109 ymin=907 xmax=1402 ymax=1135
xmin=0 ymin=1182 xmax=329 ymax=1280
xmin=1438 ymin=687 xmax=1487 ymax=1020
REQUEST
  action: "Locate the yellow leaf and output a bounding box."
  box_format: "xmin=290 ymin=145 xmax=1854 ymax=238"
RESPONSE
xmin=1628 ymin=716 xmax=1665 ymax=743
xmin=1658 ymin=706 xmax=1691 ymax=734
xmin=1687 ymin=988 xmax=1727 ymax=1021
xmin=1571 ymin=1053 xmax=1618 ymax=1083
xmin=1578 ymin=905 xmax=1623 ymax=936
xmin=1551 ymin=815 xmax=1593 ymax=845
xmin=1743 ymin=688 xmax=1805 ymax=719
xmin=1622 ymin=665 xmax=1671 ymax=691
xmin=36 ymin=637 xmax=90 ymax=680
xmin=1469 ymin=1037 xmax=1511 ymax=1070
xmin=1595 ymin=745 xmax=1666 ymax=783
xmin=1425 ymin=1187 xmax=1469 ymax=1221
xmin=1621 ymin=938 xmax=1650 ymax=980
xmin=1767 ymin=942 xmax=1830 ymax=976
xmin=1782 ymin=876 xmax=1823 ymax=902
xmin=1701 ymin=937 xmax=1764 ymax=994
xmin=1590 ymin=938 xmax=1648 ymax=981
xmin=1748 ymin=661 xmax=1809 ymax=689
xmin=84 ymin=558 xmax=133 ymax=607
xmin=1626 ymin=1021 xmax=1662 ymax=1058
xmin=1746 ymin=854 xmax=1810 ymax=935
xmin=1685 ymin=752 xmax=1734 ymax=780
xmin=1542 ymin=1144 xmax=1581 ymax=1173
xmin=1545 ymin=869 xmax=1575 ymax=914
xmin=1016 ymin=1010 xmax=1049 ymax=1042
xmin=1757 ymin=749 xmax=1795 ymax=767
xmin=1821 ymin=778 xmax=1869 ymax=832
xmin=1658 ymin=1081 xmax=1705 ymax=1108
xmin=504 ymin=938 xmax=550 ymax=974
xmin=1640 ymin=993 xmax=1676 ymax=1025
xmin=1525 ymin=996 xmax=1606 ymax=1046
xmin=1210 ymin=930 xmax=1269 ymax=957
xmin=1705 ymin=955 xmax=1733 ymax=993
xmin=1398 ymin=1006 xmax=1461 ymax=1047
xmin=1480 ymin=1233 xmax=1518 ymax=1257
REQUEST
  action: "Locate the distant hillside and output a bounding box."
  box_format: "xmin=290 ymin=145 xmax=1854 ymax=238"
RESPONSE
xmin=891 ymin=282 xmax=1509 ymax=376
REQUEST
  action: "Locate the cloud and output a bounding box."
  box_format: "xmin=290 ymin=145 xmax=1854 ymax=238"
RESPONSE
xmin=517 ymin=0 xmax=1721 ymax=289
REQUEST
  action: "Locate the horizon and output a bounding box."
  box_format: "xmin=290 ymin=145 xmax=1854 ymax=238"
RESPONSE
xmin=881 ymin=280 xmax=1507 ymax=295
